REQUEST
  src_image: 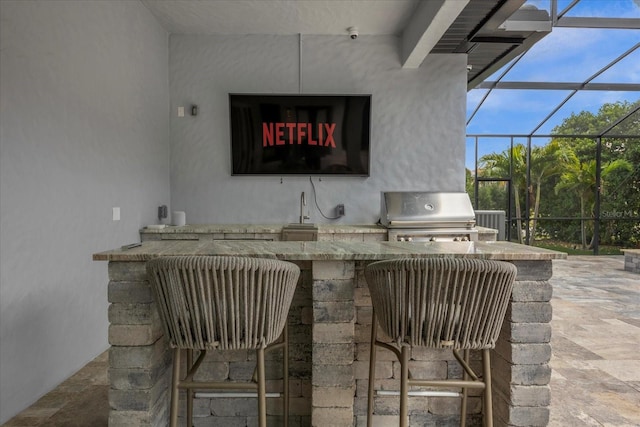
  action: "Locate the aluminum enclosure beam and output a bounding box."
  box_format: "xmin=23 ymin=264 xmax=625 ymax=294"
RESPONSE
xmin=476 ymin=82 xmax=640 ymax=91
xmin=555 ymin=17 xmax=640 ymax=29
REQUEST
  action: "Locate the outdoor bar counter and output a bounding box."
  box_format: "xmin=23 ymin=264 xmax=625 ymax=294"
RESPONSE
xmin=94 ymin=240 xmax=566 ymax=427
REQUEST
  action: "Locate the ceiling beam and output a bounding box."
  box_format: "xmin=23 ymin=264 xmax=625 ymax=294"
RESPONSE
xmin=467 ymin=29 xmax=548 ymax=90
xmin=401 ymin=0 xmax=469 ymax=69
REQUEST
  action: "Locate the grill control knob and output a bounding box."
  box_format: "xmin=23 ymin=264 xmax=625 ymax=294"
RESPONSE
xmin=399 ymin=237 xmax=405 ymax=242
xmin=462 ymin=236 xmax=469 ymax=241
xmin=407 ymin=237 xmax=413 ymax=242
xmin=430 ymin=237 xmax=436 ymax=242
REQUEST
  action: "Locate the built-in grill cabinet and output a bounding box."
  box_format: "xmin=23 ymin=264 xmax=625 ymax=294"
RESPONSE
xmin=380 ymin=192 xmax=478 ymax=242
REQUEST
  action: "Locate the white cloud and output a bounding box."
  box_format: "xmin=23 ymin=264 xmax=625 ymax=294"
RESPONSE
xmin=506 ymin=29 xmax=639 ymax=82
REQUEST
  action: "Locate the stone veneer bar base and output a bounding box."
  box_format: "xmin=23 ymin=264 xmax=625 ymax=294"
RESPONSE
xmin=95 ymin=240 xmax=565 ymax=426
xmin=623 ymin=249 xmax=640 ymax=273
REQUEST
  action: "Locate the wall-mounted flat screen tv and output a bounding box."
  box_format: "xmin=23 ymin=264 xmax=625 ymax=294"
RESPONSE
xmin=230 ymin=94 xmax=371 ymax=176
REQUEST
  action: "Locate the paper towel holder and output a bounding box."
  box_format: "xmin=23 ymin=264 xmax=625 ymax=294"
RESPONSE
xmin=172 ymin=211 xmax=186 ymax=227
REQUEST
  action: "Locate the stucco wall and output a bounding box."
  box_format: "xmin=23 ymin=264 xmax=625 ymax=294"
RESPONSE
xmin=169 ymin=34 xmax=467 ymax=225
xmin=0 ymin=1 xmax=170 ymax=422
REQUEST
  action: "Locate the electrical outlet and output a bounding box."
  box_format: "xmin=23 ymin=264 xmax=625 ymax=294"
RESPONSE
xmin=158 ymin=205 xmax=168 ymax=220
xmin=112 ymin=207 xmax=120 ymax=221
xmin=336 ymin=204 xmax=345 ymax=217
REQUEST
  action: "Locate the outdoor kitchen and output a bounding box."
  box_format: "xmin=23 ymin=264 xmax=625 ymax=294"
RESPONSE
xmin=92 ymin=188 xmax=560 ymax=426
xmin=95 ymin=234 xmax=564 ymax=427
xmin=4 ymin=0 xmax=640 ymax=426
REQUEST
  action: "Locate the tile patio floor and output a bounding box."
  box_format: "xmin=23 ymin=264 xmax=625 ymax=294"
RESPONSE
xmin=548 ymin=256 xmax=640 ymax=427
xmin=3 ymin=255 xmax=639 ymax=426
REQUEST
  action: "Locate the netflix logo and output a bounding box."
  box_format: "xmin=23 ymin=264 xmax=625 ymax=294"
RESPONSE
xmin=262 ymin=122 xmax=336 ymax=148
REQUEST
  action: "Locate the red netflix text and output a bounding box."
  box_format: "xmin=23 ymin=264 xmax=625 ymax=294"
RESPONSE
xmin=262 ymin=122 xmax=336 ymax=148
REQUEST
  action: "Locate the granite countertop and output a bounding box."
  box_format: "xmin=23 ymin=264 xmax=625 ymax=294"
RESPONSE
xmin=139 ymin=223 xmax=498 ymax=235
xmin=94 ymin=240 xmax=566 ymax=262
xmin=139 ymin=224 xmax=386 ymax=234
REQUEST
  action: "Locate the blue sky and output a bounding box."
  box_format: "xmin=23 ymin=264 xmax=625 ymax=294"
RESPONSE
xmin=465 ymin=0 xmax=640 ymax=169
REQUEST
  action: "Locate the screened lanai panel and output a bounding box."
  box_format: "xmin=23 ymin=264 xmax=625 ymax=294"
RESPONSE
xmin=599 ymin=132 xmax=639 ymax=248
xmin=499 ymin=28 xmax=638 ymax=83
xmin=591 ymin=47 xmax=640 ymax=84
xmin=466 ymin=0 xmax=639 ymax=253
xmin=466 ymin=136 xmax=528 ymax=220
xmin=602 ymin=107 xmax=640 ymax=136
xmin=558 ymin=0 xmax=640 ymax=17
xmin=531 ymin=136 xmax=597 ymax=242
xmin=476 ymin=180 xmax=511 ymax=211
xmin=466 ymin=136 xmax=530 ymax=173
xmin=533 ymin=91 xmax=640 ymax=135
xmin=468 ymin=89 xmax=640 ymax=135
xmin=465 ymin=136 xmax=477 ymax=172
xmin=466 ymin=89 xmax=573 ymax=134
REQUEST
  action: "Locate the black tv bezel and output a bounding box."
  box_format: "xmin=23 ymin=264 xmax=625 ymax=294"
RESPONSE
xmin=229 ymin=93 xmax=372 ymax=177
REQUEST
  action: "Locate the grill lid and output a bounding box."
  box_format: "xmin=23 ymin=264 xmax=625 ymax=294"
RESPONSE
xmin=380 ymin=191 xmax=476 ymax=228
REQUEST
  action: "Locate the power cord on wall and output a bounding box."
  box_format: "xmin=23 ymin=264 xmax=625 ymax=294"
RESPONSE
xmin=309 ymin=177 xmax=341 ymax=220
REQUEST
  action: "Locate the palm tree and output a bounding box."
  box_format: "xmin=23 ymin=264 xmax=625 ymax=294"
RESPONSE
xmin=528 ymin=140 xmax=570 ymax=243
xmin=555 ymin=156 xmax=632 ymax=249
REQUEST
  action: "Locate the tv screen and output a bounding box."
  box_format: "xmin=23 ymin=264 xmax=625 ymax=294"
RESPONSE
xmin=230 ymin=94 xmax=371 ymax=176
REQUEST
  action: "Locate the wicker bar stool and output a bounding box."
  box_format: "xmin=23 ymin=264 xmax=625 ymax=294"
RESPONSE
xmin=364 ymin=258 xmax=517 ymax=427
xmin=147 ymin=256 xmax=300 ymax=427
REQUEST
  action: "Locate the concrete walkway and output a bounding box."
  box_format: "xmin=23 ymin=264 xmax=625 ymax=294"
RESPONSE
xmin=549 ymin=256 xmax=640 ymax=427
xmin=3 ymin=255 xmax=639 ymax=426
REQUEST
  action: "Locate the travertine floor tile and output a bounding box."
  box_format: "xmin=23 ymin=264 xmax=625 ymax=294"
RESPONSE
xmin=549 ymin=256 xmax=640 ymax=427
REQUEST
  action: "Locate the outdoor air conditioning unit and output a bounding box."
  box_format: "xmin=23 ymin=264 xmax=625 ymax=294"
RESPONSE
xmin=475 ymin=210 xmax=506 ymax=241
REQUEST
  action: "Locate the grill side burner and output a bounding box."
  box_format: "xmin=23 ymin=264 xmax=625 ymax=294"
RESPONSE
xmin=381 ymin=192 xmax=478 ymax=242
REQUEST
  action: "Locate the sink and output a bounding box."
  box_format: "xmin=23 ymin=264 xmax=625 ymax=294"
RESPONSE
xmin=282 ymin=224 xmax=318 ymax=241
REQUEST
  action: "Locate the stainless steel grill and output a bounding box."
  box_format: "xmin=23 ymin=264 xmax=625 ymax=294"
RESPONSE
xmin=381 ymin=192 xmax=478 ymax=242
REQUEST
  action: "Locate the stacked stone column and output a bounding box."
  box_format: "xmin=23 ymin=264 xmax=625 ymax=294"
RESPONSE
xmin=312 ymin=260 xmax=357 ymax=426
xmin=107 ymin=261 xmax=171 ymax=427
xmin=493 ymin=260 xmax=553 ymax=426
xmin=623 ymin=249 xmax=640 ymax=273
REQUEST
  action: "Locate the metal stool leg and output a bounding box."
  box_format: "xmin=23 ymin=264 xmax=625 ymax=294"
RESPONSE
xmin=186 ymin=350 xmax=193 ymax=427
xmin=283 ymin=323 xmax=289 ymax=427
xmin=367 ymin=310 xmax=378 ymax=427
xmin=482 ymin=349 xmax=493 ymax=427
xmin=399 ymin=345 xmax=410 ymax=427
xmin=169 ymin=348 xmax=181 ymax=427
xmin=257 ymin=346 xmax=267 ymax=427
xmin=460 ymin=349 xmax=469 ymax=427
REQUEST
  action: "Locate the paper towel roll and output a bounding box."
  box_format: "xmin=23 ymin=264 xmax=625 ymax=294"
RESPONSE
xmin=172 ymin=211 xmax=186 ymax=226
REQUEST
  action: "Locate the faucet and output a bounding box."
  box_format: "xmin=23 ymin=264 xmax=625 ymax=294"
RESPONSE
xmin=299 ymin=192 xmax=310 ymax=224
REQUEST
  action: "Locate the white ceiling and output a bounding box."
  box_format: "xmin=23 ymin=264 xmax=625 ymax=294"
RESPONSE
xmin=140 ymin=0 xmax=479 ymax=70
xmin=141 ymin=0 xmax=420 ymax=36
xmin=139 ymin=0 xmax=549 ymax=85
